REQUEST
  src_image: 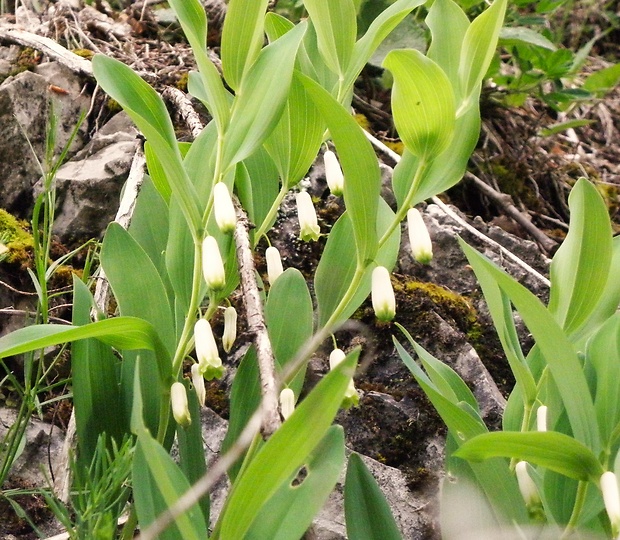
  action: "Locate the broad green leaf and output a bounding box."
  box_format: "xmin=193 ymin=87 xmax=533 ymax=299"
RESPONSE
xmin=92 ymin=55 xmax=202 ymax=236
xmin=297 ymin=22 xmax=339 ymax=92
xmin=218 ymin=351 xmax=359 ymax=540
xmin=345 ymin=453 xmax=402 ymax=540
xmin=246 ymin=426 xmax=345 ymax=540
xmin=221 ymin=0 xmax=269 ymax=91
xmin=383 ymin=49 xmax=455 ymax=161
xmin=220 ymin=347 xmax=262 ymax=483
xmin=265 ymin=269 xmax=313 ymax=396
xmin=303 ymin=0 xmax=357 ymax=78
xmin=299 ymin=73 xmax=380 ymax=266
xmin=222 ymin=22 xmax=306 ymax=170
xmin=455 ymin=432 xmax=603 ymax=482
xmin=239 ymin=147 xmax=280 ymax=230
xmin=345 ymin=0 xmax=426 ymax=92
xmin=394 ymin=338 xmax=527 ymax=523
xmin=583 ymin=63 xmax=620 ymax=96
xmin=264 ymin=75 xmax=324 ymax=188
xmin=264 ymin=12 xmax=295 ymax=41
xmin=427 ymin=0 xmax=469 ymax=94
xmin=101 ymin=223 xmax=175 ymax=357
xmin=71 ymin=277 xmax=125 ymax=465
xmin=315 ymin=199 xmax=400 ymax=328
xmin=177 ymin=379 xmax=210 ymax=523
xmin=459 ymin=0 xmax=507 ymax=101
xmin=460 ymin=240 xmax=600 ymax=451
xmin=548 ymin=178 xmax=613 ymax=336
xmin=134 ymin=431 xmax=208 ymax=540
xmin=499 ymin=27 xmax=556 ymax=51
xmin=144 ymin=142 xmax=172 ymax=203
xmin=168 ymin=0 xmax=230 ymax=131
xmin=587 ymin=314 xmax=620 ymax=449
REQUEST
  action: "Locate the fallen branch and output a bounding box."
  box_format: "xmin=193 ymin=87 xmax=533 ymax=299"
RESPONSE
xmin=162 ymin=86 xmax=204 ymax=140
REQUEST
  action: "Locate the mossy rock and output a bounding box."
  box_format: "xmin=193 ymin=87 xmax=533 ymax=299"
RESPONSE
xmin=0 ymin=208 xmax=34 ymax=265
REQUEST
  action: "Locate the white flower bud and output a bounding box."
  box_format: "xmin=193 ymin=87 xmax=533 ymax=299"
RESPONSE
xmin=171 ymin=382 xmax=191 ymax=427
xmin=222 ymin=306 xmax=237 ymax=353
xmin=194 ymin=318 xmax=225 ymax=380
xmin=516 ymin=461 xmax=541 ymax=508
xmin=371 ymin=266 xmax=396 ymax=322
xmin=324 ymin=150 xmax=344 ymax=196
xmin=266 ymin=246 xmax=284 ymax=285
xmin=279 ymin=388 xmax=295 ymax=420
xmin=407 ymin=208 xmax=433 ymax=264
xmin=296 ymin=191 xmax=320 ymax=242
xmin=213 ymin=182 xmax=237 ymax=233
xmin=536 ymin=405 xmax=547 ymax=432
xmin=191 ymin=363 xmax=206 ymax=407
xmin=329 ymin=348 xmax=359 ymax=409
xmin=202 ymin=235 xmax=226 ymax=291
xmin=601 ymin=472 xmax=620 ymax=533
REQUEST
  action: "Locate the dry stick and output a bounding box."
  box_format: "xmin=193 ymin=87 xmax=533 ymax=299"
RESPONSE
xmin=53 ymin=144 xmax=145 ymax=505
xmin=0 ymin=308 xmax=70 ymax=325
xmin=233 ymin=199 xmax=282 ymax=438
xmin=161 ymin=86 xmax=204 ymax=140
xmin=0 ymin=28 xmax=94 ymax=77
xmin=464 ymin=171 xmax=558 ymax=254
xmin=362 ymin=129 xmax=552 ymax=288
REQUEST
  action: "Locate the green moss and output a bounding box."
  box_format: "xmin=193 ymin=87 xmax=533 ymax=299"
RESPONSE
xmin=105 ymin=98 xmax=123 ymax=113
xmin=71 ymin=48 xmax=95 ymax=59
xmin=0 ymin=209 xmax=34 ymax=265
xmin=175 ymin=71 xmax=190 ymax=91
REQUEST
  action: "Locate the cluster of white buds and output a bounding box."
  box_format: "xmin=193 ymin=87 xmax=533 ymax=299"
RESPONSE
xmin=601 ymin=471 xmax=620 ymax=538
xmin=279 ymin=387 xmax=296 ymax=420
xmin=296 ymin=191 xmax=320 ymax=242
xmin=194 ymin=318 xmax=225 ymax=380
xmin=266 ymin=246 xmax=284 ymax=285
xmin=323 ymin=150 xmax=344 ymax=197
xmin=213 ymin=182 xmax=237 ymax=234
xmin=329 ymin=348 xmax=359 ymax=409
xmin=371 ymin=266 xmax=396 ymax=322
xmin=202 ymin=236 xmax=226 ymax=291
xmin=171 ymin=382 xmax=191 ymax=428
xmin=407 ymin=208 xmax=433 ymax=264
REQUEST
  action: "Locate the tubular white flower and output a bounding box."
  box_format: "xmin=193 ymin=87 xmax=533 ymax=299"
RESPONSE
xmin=371 ymin=266 xmax=396 ymax=322
xmin=296 ymin=191 xmax=320 ymax=242
xmin=324 ymin=150 xmax=344 ymax=196
xmin=194 ymin=318 xmax=225 ymax=380
xmin=407 ymin=208 xmax=433 ymax=264
xmin=536 ymin=405 xmax=548 ymax=432
xmin=601 ymin=471 xmax=620 ymax=532
xmin=171 ymin=382 xmax=191 ymax=427
xmin=279 ymin=388 xmax=295 ymax=420
xmin=516 ymin=461 xmax=541 ymax=507
xmin=222 ymin=306 xmax=237 ymax=353
xmin=202 ymin=235 xmax=226 ymax=291
xmin=213 ymin=182 xmax=237 ymax=233
xmin=191 ymin=363 xmax=206 ymax=407
xmin=266 ymin=246 xmax=284 ymax=285
xmin=329 ymin=348 xmax=347 ymax=370
xmin=329 ymin=349 xmax=359 ymax=408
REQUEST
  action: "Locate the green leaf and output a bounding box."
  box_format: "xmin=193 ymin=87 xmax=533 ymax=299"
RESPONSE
xmin=548 ymin=178 xmax=613 ymax=336
xmin=92 ymin=55 xmax=202 ymax=236
xmin=345 ymin=453 xmax=402 ymax=540
xmin=315 ymin=199 xmax=400 ymax=327
xmin=134 ymin=431 xmax=209 ymax=540
xmin=383 ymin=49 xmax=455 ymax=161
xmin=460 ymin=240 xmax=600 ymax=451
xmin=144 ymin=142 xmax=172 ymax=203
xmin=101 ymin=223 xmax=175 ymax=357
xmin=459 ymin=0 xmax=507 ymax=101
xmin=218 ymin=351 xmax=359 ymax=540
xmin=71 ymin=277 xmax=125 ymax=465
xmin=345 ymin=0 xmax=426 ymax=92
xmin=168 ymin=0 xmax=230 ymax=132
xmin=222 ymin=22 xmax=306 ymax=170
xmin=221 ymin=0 xmax=269 ymax=91
xmin=265 ymin=269 xmax=313 ymax=395
xmin=303 ymin=0 xmax=357 ymax=78
xmin=583 ymin=63 xmax=620 ymax=96
xmin=540 ymin=119 xmax=594 ymax=137
xmin=499 ymin=27 xmax=556 ymax=51
xmin=246 ymin=426 xmax=345 ymax=540
xmin=299 ymin=73 xmax=380 ymax=266
xmin=263 ymin=75 xmax=325 ymax=188
xmin=427 ymin=0 xmax=470 ymax=95
xmin=455 ymin=432 xmax=603 ymax=482
xmin=239 ymin=147 xmax=280 ymax=229
xmin=264 ymin=12 xmax=295 ymax=41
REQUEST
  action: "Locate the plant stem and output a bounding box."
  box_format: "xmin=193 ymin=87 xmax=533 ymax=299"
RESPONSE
xmin=322 ymin=264 xmax=366 ymax=332
xmin=562 ymin=480 xmax=588 ymax=538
